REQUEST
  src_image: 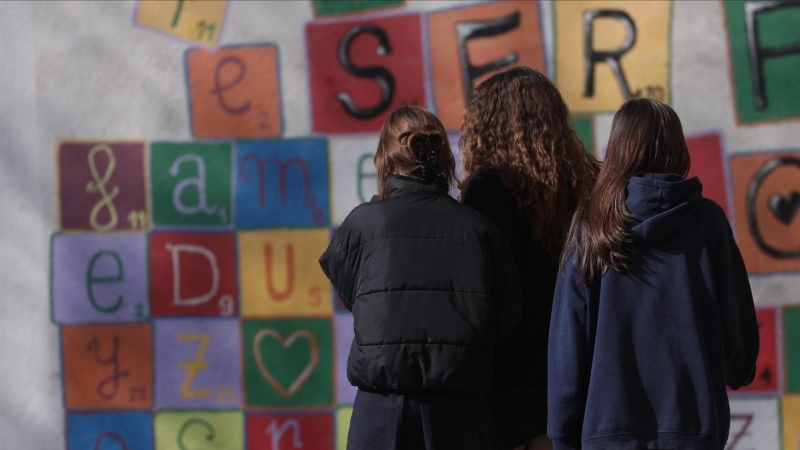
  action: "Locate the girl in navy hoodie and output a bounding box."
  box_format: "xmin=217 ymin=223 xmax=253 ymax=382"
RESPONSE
xmin=548 ymin=98 xmax=759 ymax=450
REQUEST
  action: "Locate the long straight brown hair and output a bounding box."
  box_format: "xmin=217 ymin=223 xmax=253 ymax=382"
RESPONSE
xmin=562 ymin=98 xmax=691 ymax=284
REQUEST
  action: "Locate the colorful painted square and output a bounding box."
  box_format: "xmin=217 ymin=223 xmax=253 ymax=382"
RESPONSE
xmin=336 ymin=406 xmax=353 ymax=450
xmin=236 ymin=139 xmax=330 ymax=228
xmin=729 ymin=151 xmax=800 ymax=273
xmin=66 ymin=412 xmax=154 ymax=450
xmin=312 ymin=0 xmax=405 ymax=17
xmin=730 ymin=307 xmax=778 ymax=393
xmin=727 ymin=398 xmax=780 ymax=450
xmin=723 ymin=1 xmax=800 ymax=124
xmin=58 ymin=141 xmax=148 ymax=232
xmin=306 ymin=13 xmax=426 ymax=133
xmin=247 ymin=413 xmax=334 ymax=450
xmin=62 ymin=324 xmax=153 ymax=410
xmin=154 ymin=411 xmax=243 ymax=450
xmin=428 ymin=1 xmax=546 ymax=130
xmin=153 ymin=318 xmax=242 ymax=409
xmin=329 ymin=136 xmax=378 ymax=225
xmin=186 ymin=44 xmax=283 ymax=139
xmin=149 ymin=232 xmax=238 ymax=317
xmin=134 ymin=0 xmax=227 ymax=46
xmin=52 ymin=234 xmax=149 ymax=324
xmin=555 ymin=0 xmax=672 ymax=113
xmin=239 ymin=229 xmax=332 ymax=318
xmin=243 ymin=318 xmax=334 ymax=408
xmin=570 ymin=116 xmax=596 ymax=155
xmin=785 ymin=306 xmax=800 ymax=393
xmin=334 ymin=313 xmax=356 ymax=405
xmin=687 ymin=132 xmax=729 ymax=216
xmin=783 ymin=395 xmax=800 ymax=450
xmin=150 ymin=142 xmax=232 ymax=227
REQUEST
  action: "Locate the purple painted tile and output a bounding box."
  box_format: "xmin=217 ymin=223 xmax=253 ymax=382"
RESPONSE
xmin=154 ymin=318 xmax=242 ymax=409
xmin=52 ymin=234 xmax=148 ymax=324
xmin=334 ymin=313 xmax=356 ymax=404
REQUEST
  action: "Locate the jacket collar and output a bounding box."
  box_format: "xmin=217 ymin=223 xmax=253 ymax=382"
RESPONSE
xmin=383 ymin=174 xmax=449 ymax=199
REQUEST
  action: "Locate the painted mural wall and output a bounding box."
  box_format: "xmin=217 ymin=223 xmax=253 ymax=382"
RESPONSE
xmin=0 ymin=0 xmax=799 ymax=449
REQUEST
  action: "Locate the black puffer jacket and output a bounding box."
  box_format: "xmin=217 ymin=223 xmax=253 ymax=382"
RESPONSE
xmin=320 ymin=175 xmax=522 ymax=393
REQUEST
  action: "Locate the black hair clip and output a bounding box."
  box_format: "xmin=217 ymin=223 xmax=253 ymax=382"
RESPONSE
xmin=413 ymin=135 xmax=431 ymax=155
xmin=412 ymin=135 xmax=438 ymax=180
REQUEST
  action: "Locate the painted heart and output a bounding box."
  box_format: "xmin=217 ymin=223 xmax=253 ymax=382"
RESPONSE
xmin=768 ymin=191 xmax=800 ymax=225
xmin=253 ymin=328 xmax=318 ymax=398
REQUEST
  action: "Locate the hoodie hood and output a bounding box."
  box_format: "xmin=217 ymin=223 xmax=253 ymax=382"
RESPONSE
xmin=625 ymin=173 xmax=703 ymax=242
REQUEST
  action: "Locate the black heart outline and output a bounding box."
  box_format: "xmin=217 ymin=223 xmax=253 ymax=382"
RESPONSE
xmin=768 ymin=192 xmax=800 ymax=225
xmin=746 ymin=157 xmax=800 ymax=259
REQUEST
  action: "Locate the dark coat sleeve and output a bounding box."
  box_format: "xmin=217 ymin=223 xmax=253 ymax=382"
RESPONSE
xmin=319 ymin=228 xmax=357 ymax=311
xmin=461 ymin=173 xmax=515 ymax=243
xmin=547 ymin=262 xmax=589 ymax=450
xmin=713 ymin=219 xmax=759 ymax=390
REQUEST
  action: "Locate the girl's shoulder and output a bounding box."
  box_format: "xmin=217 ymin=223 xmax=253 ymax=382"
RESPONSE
xmin=697 ymin=197 xmax=730 ymax=226
xmin=339 ymin=200 xmax=379 ymax=230
xmin=462 ymin=170 xmax=509 ymax=198
xmin=694 ymin=197 xmax=737 ymax=247
xmin=332 ymin=202 xmax=379 ymax=256
xmin=464 ymin=169 xmax=501 ymax=185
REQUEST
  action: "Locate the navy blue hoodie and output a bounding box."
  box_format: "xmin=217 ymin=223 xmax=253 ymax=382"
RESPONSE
xmin=548 ymin=174 xmax=759 ymax=450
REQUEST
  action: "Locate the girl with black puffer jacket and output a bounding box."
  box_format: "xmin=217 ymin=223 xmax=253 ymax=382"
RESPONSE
xmin=320 ymin=105 xmax=522 ymax=450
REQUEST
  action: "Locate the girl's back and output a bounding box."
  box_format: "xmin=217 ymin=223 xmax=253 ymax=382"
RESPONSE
xmin=326 ymin=174 xmax=520 ymax=392
xmin=550 ymin=174 xmax=758 ymax=450
xmin=548 ymin=99 xmax=758 ymax=450
xmin=320 ymin=105 xmax=522 ymax=450
xmin=459 ymin=66 xmax=600 ymax=450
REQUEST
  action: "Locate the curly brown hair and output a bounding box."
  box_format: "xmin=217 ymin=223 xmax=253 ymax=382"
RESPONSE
xmin=459 ymin=66 xmax=599 ymax=256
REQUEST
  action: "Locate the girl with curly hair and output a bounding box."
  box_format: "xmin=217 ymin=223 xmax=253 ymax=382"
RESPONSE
xmin=459 ymin=66 xmax=599 ymax=450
